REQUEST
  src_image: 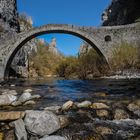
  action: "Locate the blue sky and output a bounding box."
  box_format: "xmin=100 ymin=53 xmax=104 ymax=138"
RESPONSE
xmin=17 ymin=0 xmax=111 ymax=56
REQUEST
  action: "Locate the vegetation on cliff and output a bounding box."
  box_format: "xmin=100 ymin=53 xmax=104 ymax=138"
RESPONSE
xmin=29 ymin=41 xmax=140 ymax=79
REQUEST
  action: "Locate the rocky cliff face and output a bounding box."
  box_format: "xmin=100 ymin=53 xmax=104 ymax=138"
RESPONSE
xmin=102 ymin=0 xmax=140 ymax=26
xmin=0 ymin=0 xmax=19 ymax=32
xmin=0 ymin=0 xmax=19 ymax=48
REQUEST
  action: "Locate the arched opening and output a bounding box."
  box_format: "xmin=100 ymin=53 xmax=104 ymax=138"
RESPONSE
xmin=105 ymin=35 xmax=112 ymax=42
xmin=4 ymin=26 xmax=109 ymax=80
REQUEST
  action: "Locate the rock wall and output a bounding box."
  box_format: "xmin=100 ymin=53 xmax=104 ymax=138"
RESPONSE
xmin=102 ymin=0 xmax=140 ymax=26
xmin=0 ymin=0 xmax=19 ymax=32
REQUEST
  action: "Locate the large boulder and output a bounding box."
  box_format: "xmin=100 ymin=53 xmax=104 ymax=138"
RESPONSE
xmin=0 ymin=94 xmax=17 ymax=106
xmin=10 ymin=119 xmax=27 ymax=140
xmin=24 ymin=111 xmax=60 ymax=136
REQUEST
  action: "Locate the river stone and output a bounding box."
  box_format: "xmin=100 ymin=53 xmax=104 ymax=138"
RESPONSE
xmin=77 ymin=101 xmax=92 ymax=108
xmin=24 ymin=110 xmax=61 ymax=136
xmin=44 ymin=106 xmax=61 ymax=114
xmin=2 ymin=90 xmax=18 ymax=96
xmin=91 ymin=103 xmax=109 ymax=109
xmin=58 ymin=115 xmax=70 ymax=128
xmin=96 ymin=110 xmax=109 ymax=118
xmin=134 ymin=110 xmax=140 ymax=117
xmin=12 ymin=101 xmax=22 ymax=106
xmin=0 ymin=94 xmax=17 ymax=106
xmin=18 ymin=92 xmax=32 ymax=103
xmin=114 ymin=109 xmax=129 ymax=120
xmin=0 ymin=111 xmax=25 ymax=121
xmin=29 ymin=95 xmax=41 ymax=100
xmin=10 ymin=119 xmax=27 ymax=140
xmin=40 ymin=136 xmax=66 ymax=140
xmin=24 ymin=100 xmax=36 ymax=106
xmin=24 ymin=89 xmax=33 ymax=93
xmin=62 ymin=100 xmax=73 ymax=110
xmin=95 ymin=126 xmax=112 ymax=135
xmin=127 ymin=103 xmax=139 ymax=112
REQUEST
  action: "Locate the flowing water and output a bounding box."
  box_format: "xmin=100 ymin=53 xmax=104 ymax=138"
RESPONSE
xmin=1 ymin=78 xmax=140 ymax=110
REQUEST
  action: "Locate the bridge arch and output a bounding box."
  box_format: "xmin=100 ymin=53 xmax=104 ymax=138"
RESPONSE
xmin=4 ymin=24 xmax=109 ymax=79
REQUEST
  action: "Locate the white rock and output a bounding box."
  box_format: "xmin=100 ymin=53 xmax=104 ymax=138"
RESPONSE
xmin=30 ymin=95 xmax=41 ymax=100
xmin=2 ymin=90 xmax=18 ymax=95
xmin=77 ymin=101 xmax=92 ymax=108
xmin=24 ymin=89 xmax=33 ymax=93
xmin=18 ymin=92 xmax=32 ymax=103
xmin=0 ymin=94 xmax=17 ymax=106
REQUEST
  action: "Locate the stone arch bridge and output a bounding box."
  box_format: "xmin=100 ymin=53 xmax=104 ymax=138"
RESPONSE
xmin=0 ymin=23 xmax=140 ymax=81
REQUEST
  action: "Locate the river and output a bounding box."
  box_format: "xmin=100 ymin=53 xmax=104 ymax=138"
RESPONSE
xmin=1 ymin=77 xmax=140 ymax=111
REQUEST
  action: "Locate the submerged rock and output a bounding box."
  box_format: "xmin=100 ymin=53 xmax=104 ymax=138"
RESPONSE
xmin=94 ymin=92 xmax=107 ymax=97
xmin=24 ymin=110 xmax=60 ymax=136
xmin=77 ymin=101 xmax=92 ymax=108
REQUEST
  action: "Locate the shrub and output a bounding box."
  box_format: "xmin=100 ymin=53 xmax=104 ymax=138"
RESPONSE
xmin=29 ymin=44 xmax=63 ymax=77
xmin=56 ymin=48 xmax=106 ymax=79
xmin=110 ymin=42 xmax=140 ymax=71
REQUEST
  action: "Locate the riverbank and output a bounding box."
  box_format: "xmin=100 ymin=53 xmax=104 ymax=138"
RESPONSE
xmin=0 ymin=78 xmax=140 ymax=140
xmin=0 ymin=89 xmax=140 ymax=140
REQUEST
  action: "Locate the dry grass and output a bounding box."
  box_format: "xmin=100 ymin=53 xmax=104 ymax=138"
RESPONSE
xmin=110 ymin=42 xmax=140 ymax=71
